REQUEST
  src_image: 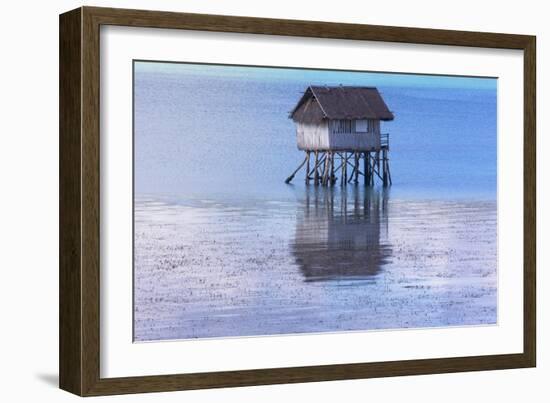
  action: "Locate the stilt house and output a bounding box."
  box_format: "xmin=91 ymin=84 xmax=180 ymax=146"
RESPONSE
xmin=285 ymin=86 xmax=394 ymax=186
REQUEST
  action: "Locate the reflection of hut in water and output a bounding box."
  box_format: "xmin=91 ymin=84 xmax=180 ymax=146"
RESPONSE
xmin=291 ymin=188 xmax=392 ymax=282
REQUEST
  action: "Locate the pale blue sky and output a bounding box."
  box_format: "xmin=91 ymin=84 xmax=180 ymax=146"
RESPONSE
xmin=134 ymin=60 xmax=497 ymax=90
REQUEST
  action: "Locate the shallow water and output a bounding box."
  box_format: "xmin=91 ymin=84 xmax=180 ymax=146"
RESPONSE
xmin=134 ymin=188 xmax=496 ymax=341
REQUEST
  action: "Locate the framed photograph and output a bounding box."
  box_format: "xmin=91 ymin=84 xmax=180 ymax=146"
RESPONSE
xmin=59 ymin=6 xmax=536 ymax=396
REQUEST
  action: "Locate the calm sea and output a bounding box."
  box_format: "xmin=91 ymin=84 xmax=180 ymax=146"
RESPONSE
xmin=134 ymin=65 xmax=497 ymax=202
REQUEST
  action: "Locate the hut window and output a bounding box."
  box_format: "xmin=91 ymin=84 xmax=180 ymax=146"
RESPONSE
xmin=355 ymin=119 xmax=368 ymax=132
xmin=332 ymin=120 xmax=353 ymax=134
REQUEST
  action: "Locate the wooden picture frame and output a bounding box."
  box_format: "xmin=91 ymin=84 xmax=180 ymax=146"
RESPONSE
xmin=59 ymin=6 xmax=536 ymax=396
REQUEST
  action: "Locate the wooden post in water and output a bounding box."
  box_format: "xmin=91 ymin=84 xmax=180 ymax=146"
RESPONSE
xmin=382 ymin=149 xmax=388 ymax=187
xmin=354 ymin=152 xmax=359 ymax=184
xmin=319 ymin=152 xmax=325 ymax=185
xmin=369 ymin=156 xmax=374 ymax=186
xmin=387 ymin=157 xmax=392 ymax=186
xmin=313 ymin=151 xmax=319 ymax=185
xmin=305 ymin=151 xmax=310 ymax=184
xmin=339 ymin=153 xmax=344 ymax=186
xmin=342 ymin=153 xmax=347 ymax=185
xmin=285 ymin=155 xmax=308 ymax=184
xmin=364 ymin=152 xmax=369 ymax=186
xmin=322 ymin=152 xmax=330 ymax=186
xmin=330 ymin=152 xmax=336 ymax=186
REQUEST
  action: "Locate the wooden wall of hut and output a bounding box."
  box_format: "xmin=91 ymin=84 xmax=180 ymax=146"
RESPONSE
xmin=296 ymin=119 xmax=381 ymax=151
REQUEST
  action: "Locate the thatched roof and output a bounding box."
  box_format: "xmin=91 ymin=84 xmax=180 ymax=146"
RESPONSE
xmin=290 ymin=86 xmax=394 ymax=124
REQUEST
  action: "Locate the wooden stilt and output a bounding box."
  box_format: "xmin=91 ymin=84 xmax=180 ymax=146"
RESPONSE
xmin=371 ymin=154 xmax=375 ymax=186
xmin=315 ymin=155 xmax=326 ymax=183
xmin=354 ymin=152 xmax=359 ymax=184
xmin=285 ymin=155 xmax=308 ymax=184
xmin=342 ymin=153 xmax=347 ymax=185
xmin=318 ymin=152 xmax=325 ymax=185
xmin=322 ymin=152 xmax=330 ymax=186
xmin=313 ymin=151 xmax=319 ymax=185
xmin=330 ymin=152 xmax=336 ymax=185
xmin=305 ymin=151 xmax=310 ymax=184
xmin=382 ymin=150 xmax=388 ymax=187
xmin=387 ymin=158 xmax=392 ymax=185
xmin=363 ymin=152 xmax=368 ymax=186
xmin=347 ymin=161 xmax=356 ymax=183
xmin=370 ymin=152 xmax=374 ymax=186
xmin=322 ymin=152 xmax=327 ymax=185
